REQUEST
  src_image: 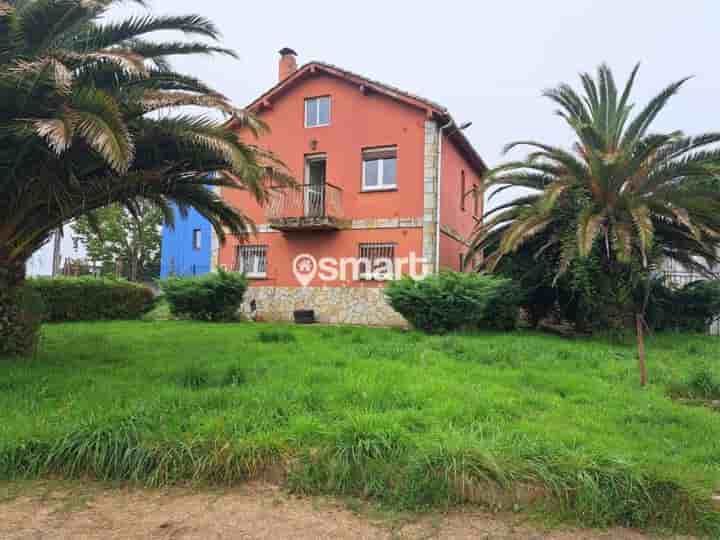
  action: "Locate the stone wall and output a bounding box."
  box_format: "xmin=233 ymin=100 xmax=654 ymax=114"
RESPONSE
xmin=242 ymin=285 xmax=408 ymax=327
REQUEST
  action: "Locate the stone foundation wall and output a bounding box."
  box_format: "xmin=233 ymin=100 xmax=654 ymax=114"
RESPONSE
xmin=242 ymin=286 xmax=408 ymax=327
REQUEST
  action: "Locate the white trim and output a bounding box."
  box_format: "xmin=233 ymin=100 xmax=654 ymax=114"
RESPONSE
xmin=192 ymin=228 xmax=202 ymax=250
xmin=304 ymin=96 xmax=331 ymax=128
xmin=361 ymin=148 xmax=397 ymax=191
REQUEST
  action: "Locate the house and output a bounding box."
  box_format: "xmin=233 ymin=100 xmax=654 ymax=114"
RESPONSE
xmin=160 ymin=205 xmax=216 ymax=278
xmin=26 ymin=223 xmax=88 ymax=277
xmin=219 ymin=48 xmax=487 ymax=325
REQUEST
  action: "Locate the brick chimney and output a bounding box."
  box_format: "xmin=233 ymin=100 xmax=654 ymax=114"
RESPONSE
xmin=278 ymin=47 xmax=298 ymax=81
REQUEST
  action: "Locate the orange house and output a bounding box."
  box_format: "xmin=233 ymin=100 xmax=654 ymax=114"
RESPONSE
xmin=218 ymin=48 xmax=486 ymax=325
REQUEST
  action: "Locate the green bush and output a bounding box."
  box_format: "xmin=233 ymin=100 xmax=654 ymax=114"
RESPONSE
xmin=648 ymin=280 xmax=720 ymax=333
xmin=385 ymin=272 xmax=521 ymax=333
xmin=26 ymin=277 xmax=155 ymax=322
xmin=0 ymin=286 xmax=46 ymax=356
xmin=159 ymin=270 xmax=247 ymax=322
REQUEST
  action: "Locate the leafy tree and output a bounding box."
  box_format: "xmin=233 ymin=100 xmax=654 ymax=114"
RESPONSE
xmin=470 ymin=64 xmax=720 ymax=385
xmin=74 ymin=203 xmax=162 ymax=281
xmin=0 ymin=0 xmax=291 ymax=355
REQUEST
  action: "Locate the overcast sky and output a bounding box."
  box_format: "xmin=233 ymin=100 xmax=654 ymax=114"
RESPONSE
xmin=111 ymin=0 xmax=720 ymax=202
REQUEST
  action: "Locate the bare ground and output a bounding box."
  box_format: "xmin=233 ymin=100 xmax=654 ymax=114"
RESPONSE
xmin=0 ymin=481 xmax=695 ymax=540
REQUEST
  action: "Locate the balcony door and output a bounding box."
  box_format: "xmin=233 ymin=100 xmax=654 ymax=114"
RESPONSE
xmin=304 ymin=155 xmax=326 ymax=217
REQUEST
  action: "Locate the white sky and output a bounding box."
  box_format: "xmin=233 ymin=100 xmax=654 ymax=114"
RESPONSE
xmin=111 ymin=0 xmax=720 ymax=205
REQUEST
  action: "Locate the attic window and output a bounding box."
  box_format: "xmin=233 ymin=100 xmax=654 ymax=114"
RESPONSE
xmin=305 ymin=96 xmax=330 ymax=127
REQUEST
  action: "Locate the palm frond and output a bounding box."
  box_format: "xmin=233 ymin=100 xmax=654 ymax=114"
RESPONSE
xmin=73 ymin=14 xmax=222 ymax=51
xmin=70 ymin=87 xmax=134 ymax=172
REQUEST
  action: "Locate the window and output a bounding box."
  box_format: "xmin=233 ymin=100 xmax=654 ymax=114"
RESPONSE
xmin=460 ymin=170 xmax=466 ymax=211
xmin=235 ymin=245 xmax=267 ymax=278
xmin=305 ymin=96 xmax=331 ymax=127
xmin=359 ymin=243 xmax=396 ymax=280
xmin=192 ymin=229 xmax=202 ymax=250
xmin=362 ymin=147 xmax=397 ymax=191
xmin=473 ymin=184 xmax=480 ymax=216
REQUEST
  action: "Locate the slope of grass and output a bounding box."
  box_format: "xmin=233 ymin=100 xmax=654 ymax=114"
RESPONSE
xmin=1 ymin=322 xmax=720 ymax=535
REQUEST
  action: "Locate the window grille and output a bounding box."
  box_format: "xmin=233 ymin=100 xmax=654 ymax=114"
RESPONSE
xmin=358 ymin=243 xmax=396 ymax=280
xmin=235 ymin=245 xmax=268 ymax=278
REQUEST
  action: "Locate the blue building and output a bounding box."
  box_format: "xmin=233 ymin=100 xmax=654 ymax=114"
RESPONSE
xmin=160 ymin=206 xmax=214 ymax=278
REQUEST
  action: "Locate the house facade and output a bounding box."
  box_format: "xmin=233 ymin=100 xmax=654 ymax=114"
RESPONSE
xmin=160 ymin=205 xmax=216 ymax=278
xmin=219 ymin=49 xmax=486 ymax=326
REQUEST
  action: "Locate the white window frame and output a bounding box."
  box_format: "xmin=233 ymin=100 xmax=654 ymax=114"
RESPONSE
xmin=358 ymin=243 xmax=396 ymax=281
xmin=362 ymin=147 xmax=397 ymax=191
xmin=192 ymin=229 xmax=202 ymax=250
xmin=304 ymin=96 xmax=331 ymax=128
xmin=236 ymin=245 xmax=267 ymax=279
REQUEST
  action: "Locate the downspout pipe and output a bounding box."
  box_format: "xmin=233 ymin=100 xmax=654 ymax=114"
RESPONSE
xmin=435 ymin=120 xmax=454 ymax=274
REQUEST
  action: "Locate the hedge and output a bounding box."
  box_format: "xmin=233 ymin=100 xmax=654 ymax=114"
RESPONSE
xmin=385 ymin=272 xmax=522 ymax=333
xmin=158 ymin=270 xmax=247 ymax=322
xmin=26 ymin=277 xmax=156 ymax=322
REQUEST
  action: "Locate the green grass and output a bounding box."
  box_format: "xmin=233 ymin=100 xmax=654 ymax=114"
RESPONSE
xmin=2 ymin=322 xmax=720 ymax=535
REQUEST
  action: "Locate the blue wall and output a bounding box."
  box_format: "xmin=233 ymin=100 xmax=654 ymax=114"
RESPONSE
xmin=160 ymin=206 xmax=213 ymax=278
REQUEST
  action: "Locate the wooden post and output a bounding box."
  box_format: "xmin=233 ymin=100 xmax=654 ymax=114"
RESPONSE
xmin=636 ymin=313 xmax=647 ymax=387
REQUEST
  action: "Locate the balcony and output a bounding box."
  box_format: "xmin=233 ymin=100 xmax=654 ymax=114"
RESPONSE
xmin=266 ymin=182 xmax=347 ymax=231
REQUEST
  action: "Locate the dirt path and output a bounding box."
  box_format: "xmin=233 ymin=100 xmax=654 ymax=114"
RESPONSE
xmin=0 ymin=481 xmax=694 ymax=540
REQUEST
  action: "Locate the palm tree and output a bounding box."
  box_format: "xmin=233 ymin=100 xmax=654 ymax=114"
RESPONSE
xmin=0 ymin=0 xmax=291 ymax=355
xmin=469 ymin=64 xmax=720 ymax=384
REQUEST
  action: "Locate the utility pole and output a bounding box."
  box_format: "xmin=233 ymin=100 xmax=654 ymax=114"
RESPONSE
xmin=51 ymin=228 xmax=62 ymax=277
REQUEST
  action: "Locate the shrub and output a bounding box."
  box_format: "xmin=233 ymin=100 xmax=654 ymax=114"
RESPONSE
xmin=648 ymin=280 xmax=720 ymax=333
xmin=385 ymin=272 xmax=522 ymax=334
xmin=26 ymin=277 xmax=155 ymax=322
xmin=159 ymin=270 xmax=247 ymax=322
xmin=0 ymin=285 xmax=46 ymax=356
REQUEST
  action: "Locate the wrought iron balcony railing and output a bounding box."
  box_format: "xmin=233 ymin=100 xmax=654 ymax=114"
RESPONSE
xmin=266 ymin=183 xmax=345 ymax=231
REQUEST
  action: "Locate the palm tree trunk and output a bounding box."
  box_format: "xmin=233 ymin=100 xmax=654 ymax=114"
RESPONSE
xmin=0 ymin=251 xmax=40 ymax=357
xmin=636 ymin=313 xmax=647 ymax=387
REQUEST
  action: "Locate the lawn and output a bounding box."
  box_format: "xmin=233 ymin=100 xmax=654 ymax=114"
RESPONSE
xmin=1 ymin=321 xmax=720 ymax=535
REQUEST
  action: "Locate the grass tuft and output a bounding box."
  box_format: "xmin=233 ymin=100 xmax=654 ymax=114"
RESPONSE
xmin=257 ymin=329 xmax=296 ymax=344
xmin=179 ymin=365 xmax=210 ymax=390
xmin=223 ymin=365 xmax=247 ymax=387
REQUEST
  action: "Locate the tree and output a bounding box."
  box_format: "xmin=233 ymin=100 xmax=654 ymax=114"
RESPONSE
xmin=74 ymin=203 xmax=163 ymax=281
xmin=0 ymin=0 xmax=291 ymax=355
xmin=469 ymin=64 xmax=720 ymax=385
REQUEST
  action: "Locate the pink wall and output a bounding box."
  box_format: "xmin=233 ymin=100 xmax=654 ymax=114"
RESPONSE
xmin=220 ymin=68 xmax=484 ymax=285
xmin=218 ymin=228 xmax=423 ymax=288
xmin=221 ymin=72 xmax=428 ymax=287
xmin=227 ymin=73 xmax=428 ymax=223
xmin=439 ymin=133 xmax=484 ymax=271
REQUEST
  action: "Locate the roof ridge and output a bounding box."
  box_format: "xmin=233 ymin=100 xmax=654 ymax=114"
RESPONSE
xmin=305 ymin=60 xmax=448 ymax=113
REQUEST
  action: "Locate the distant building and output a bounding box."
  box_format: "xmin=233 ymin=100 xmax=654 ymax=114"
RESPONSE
xmin=26 ymin=224 xmax=87 ymax=277
xmin=160 ymin=205 xmax=216 ymax=278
